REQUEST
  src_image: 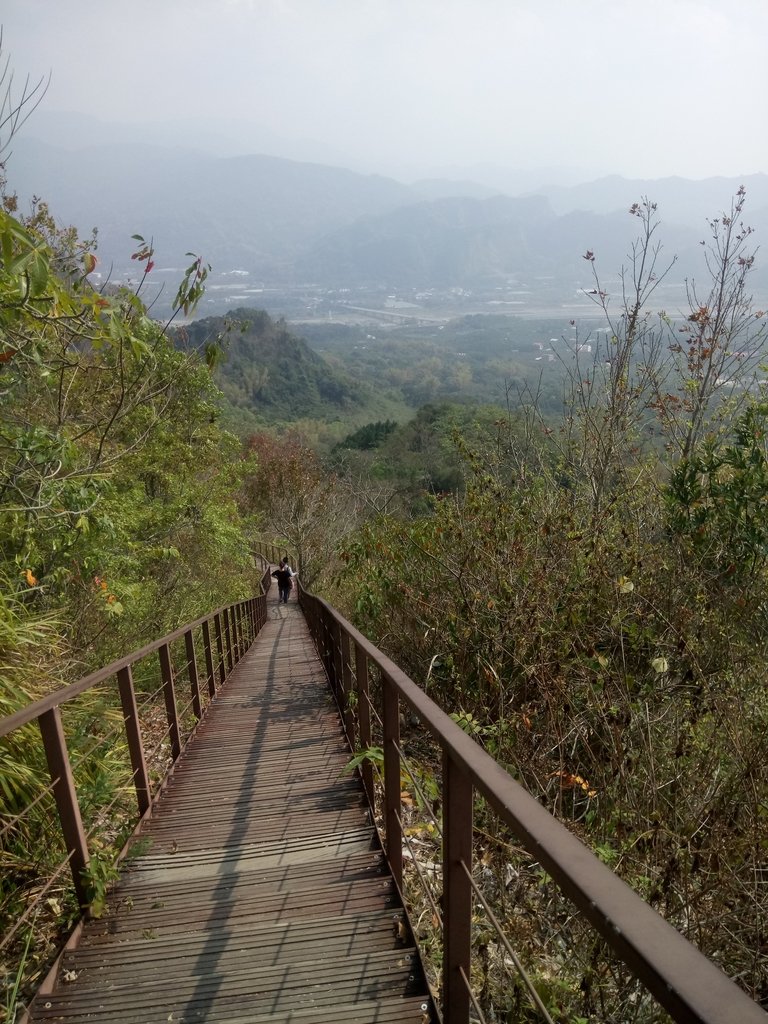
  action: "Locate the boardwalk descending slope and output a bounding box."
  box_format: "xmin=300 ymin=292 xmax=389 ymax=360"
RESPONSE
xmin=30 ymin=594 xmax=431 ymax=1023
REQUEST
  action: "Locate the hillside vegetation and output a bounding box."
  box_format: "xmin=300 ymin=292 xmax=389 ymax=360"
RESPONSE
xmin=3 ymin=120 xmax=768 ymax=1021
xmin=180 ymin=307 xmax=368 ymax=429
xmin=0 ymin=181 xmax=259 ymax=1009
xmin=312 ymin=195 xmax=768 ymax=1016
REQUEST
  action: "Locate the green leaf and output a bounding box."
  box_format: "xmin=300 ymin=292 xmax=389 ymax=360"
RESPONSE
xmin=343 ymin=746 xmax=384 ymax=773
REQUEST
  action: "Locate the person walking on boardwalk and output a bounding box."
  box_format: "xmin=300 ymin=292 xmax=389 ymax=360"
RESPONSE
xmin=272 ymin=558 xmax=294 ymax=603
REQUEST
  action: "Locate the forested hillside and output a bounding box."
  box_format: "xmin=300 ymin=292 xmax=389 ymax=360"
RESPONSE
xmin=179 ymin=307 xmax=368 ymax=430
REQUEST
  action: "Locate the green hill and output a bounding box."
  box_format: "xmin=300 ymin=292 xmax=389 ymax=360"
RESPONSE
xmin=180 ymin=308 xmax=366 ymax=428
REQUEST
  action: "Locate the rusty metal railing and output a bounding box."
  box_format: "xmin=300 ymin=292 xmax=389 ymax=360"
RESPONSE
xmin=0 ymin=562 xmax=271 ymax=977
xmin=298 ymin=583 xmax=767 ymax=1024
xmin=253 ymin=539 xmax=293 ymax=569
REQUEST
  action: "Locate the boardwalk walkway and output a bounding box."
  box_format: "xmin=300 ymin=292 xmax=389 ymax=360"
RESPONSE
xmin=29 ymin=589 xmax=431 ymax=1023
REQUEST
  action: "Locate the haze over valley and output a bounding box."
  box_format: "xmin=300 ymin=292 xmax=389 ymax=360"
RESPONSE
xmin=5 ymin=0 xmax=768 ymax=341
xmin=11 ymin=115 xmax=768 ymax=334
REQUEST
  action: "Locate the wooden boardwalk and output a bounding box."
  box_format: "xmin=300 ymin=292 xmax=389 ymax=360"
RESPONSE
xmin=29 ymin=590 xmax=431 ymax=1023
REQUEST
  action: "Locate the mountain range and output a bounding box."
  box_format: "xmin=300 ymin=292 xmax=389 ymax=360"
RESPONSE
xmin=7 ymin=113 xmax=768 ymax=300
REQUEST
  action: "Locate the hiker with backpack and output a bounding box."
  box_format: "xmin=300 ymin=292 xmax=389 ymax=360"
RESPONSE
xmin=272 ymin=558 xmax=294 ymax=604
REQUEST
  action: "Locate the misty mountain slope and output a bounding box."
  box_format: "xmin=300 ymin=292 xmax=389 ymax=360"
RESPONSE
xmin=8 ymin=133 xmax=767 ymax=297
xmin=535 ymin=172 xmax=768 ymax=227
xmin=410 ymin=178 xmax=504 ymax=201
xmin=8 ymin=137 xmax=419 ymax=271
xmin=296 ymin=194 xmax=559 ymax=286
xmin=295 ymin=194 xmax=712 ymax=289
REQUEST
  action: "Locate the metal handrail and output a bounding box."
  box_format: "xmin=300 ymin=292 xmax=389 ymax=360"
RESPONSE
xmin=298 ymin=582 xmax=767 ymax=1024
xmin=0 ymin=567 xmax=271 ymax=918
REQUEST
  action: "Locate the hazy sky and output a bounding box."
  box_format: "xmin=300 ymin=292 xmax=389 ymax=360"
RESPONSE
xmin=3 ymin=0 xmax=767 ymax=182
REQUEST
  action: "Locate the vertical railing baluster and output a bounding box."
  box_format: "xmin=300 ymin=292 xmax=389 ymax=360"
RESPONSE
xmin=223 ymin=607 xmax=234 ymax=672
xmin=202 ymin=619 xmax=216 ymax=697
xmin=241 ymin=601 xmax=248 ymax=650
xmin=241 ymin=600 xmax=249 ymax=647
xmin=159 ymin=642 xmax=181 ymax=761
xmin=340 ymin=630 xmax=355 ymax=747
xmin=238 ymin=601 xmax=246 ymax=654
xmin=382 ymin=674 xmax=403 ymax=892
xmin=214 ymin=612 xmax=226 ymax=684
xmin=317 ymin=606 xmax=328 ymax=678
xmin=355 ymin=644 xmax=374 ymax=808
xmin=117 ymin=665 xmax=151 ymax=816
xmin=324 ymin=609 xmax=336 ymax=690
xmin=38 ymin=707 xmax=90 ymax=908
xmin=231 ymin=604 xmax=241 ymax=663
xmin=331 ymin=618 xmax=344 ymax=708
xmin=442 ymin=751 xmax=473 ymax=1024
xmin=184 ymin=629 xmax=202 ymax=720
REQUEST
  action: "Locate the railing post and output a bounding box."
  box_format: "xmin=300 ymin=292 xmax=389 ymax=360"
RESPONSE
xmin=202 ymin=619 xmax=216 ymax=697
xmin=223 ymin=607 xmax=234 ymax=672
xmin=355 ymin=643 xmax=375 ymax=808
xmin=241 ymin=601 xmax=249 ymax=649
xmin=214 ymin=612 xmax=226 ymax=685
xmin=116 ymin=665 xmax=151 ymax=817
xmin=382 ymin=675 xmax=403 ymax=892
xmin=184 ymin=629 xmax=202 ymax=720
xmin=340 ymin=630 xmax=355 ymax=748
xmin=38 ymin=708 xmax=90 ymax=909
xmin=237 ymin=602 xmax=245 ymax=655
xmin=331 ymin=618 xmax=344 ymax=707
xmin=317 ymin=606 xmax=329 ymax=680
xmin=231 ymin=604 xmax=241 ymax=663
xmin=324 ymin=610 xmax=336 ymax=693
xmin=159 ymin=642 xmax=181 ymax=761
xmin=442 ymin=751 xmax=473 ymax=1024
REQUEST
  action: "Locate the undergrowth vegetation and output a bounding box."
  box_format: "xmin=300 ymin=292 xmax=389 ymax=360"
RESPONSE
xmin=327 ymin=196 xmax=768 ymax=1018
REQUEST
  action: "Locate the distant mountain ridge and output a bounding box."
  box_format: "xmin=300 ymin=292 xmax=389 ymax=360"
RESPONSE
xmin=537 ymin=173 xmax=768 ymax=224
xmin=7 ymin=125 xmax=768 ymax=297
